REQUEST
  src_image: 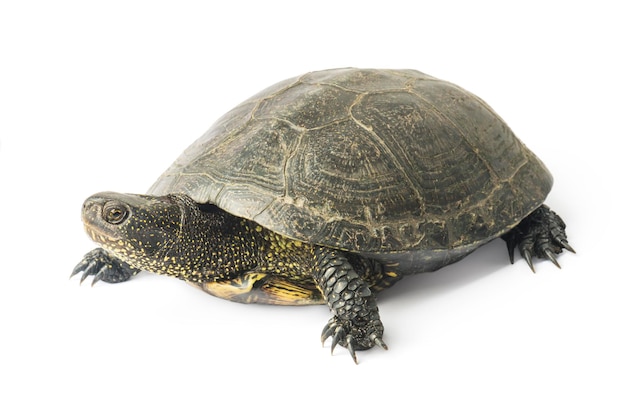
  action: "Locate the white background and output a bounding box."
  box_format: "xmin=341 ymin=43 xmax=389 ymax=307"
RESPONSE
xmin=1 ymin=1 xmax=624 ymax=417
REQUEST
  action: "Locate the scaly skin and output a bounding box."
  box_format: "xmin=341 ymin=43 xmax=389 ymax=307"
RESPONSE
xmin=313 ymin=247 xmax=387 ymax=363
xmin=72 ymin=194 xmax=572 ymax=363
xmin=72 ymin=192 xmax=392 ymax=363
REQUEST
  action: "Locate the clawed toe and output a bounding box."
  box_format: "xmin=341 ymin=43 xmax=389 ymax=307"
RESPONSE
xmin=503 ymin=205 xmax=574 ymax=272
xmin=321 ymin=317 xmax=387 ymax=364
xmin=70 ymin=248 xmax=139 ymax=285
xmin=329 ymin=325 xmax=344 ymax=355
xmin=521 ymin=247 xmax=535 ymax=272
xmin=542 ymin=247 xmax=560 ymax=269
xmin=346 ymin=336 xmax=357 ymax=364
xmin=374 ymin=337 xmax=388 ymax=350
xmin=556 ymin=237 xmax=576 ymax=254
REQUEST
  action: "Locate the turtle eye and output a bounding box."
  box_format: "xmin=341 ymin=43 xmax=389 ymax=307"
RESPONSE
xmin=103 ymin=201 xmax=129 ymax=224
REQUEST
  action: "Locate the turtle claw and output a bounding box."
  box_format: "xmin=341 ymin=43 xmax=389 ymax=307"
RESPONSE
xmin=90 ymin=273 xmax=103 ymax=287
xmin=558 ymin=239 xmax=576 ymax=254
xmin=71 ymin=248 xmax=139 ymax=285
xmin=522 ymin=249 xmax=535 ymax=273
xmin=543 ymin=248 xmax=561 ymax=269
xmin=80 ymin=269 xmax=93 ymax=285
xmin=73 ymin=258 xmax=100 ymax=285
xmin=320 ymin=322 xmax=333 ymax=345
xmin=506 ymin=238 xmax=516 ymax=264
xmin=374 ymin=337 xmax=388 ymax=350
xmin=330 ymin=326 xmax=345 ymax=355
xmin=346 ymin=336 xmax=358 ymax=364
xmin=320 ymin=316 xmax=386 ymax=364
xmin=502 ymin=205 xmax=573 ymax=272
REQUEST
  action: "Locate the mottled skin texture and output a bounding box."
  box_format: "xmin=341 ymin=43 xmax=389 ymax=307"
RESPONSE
xmin=75 ymin=192 xmax=399 ymax=358
xmin=72 ymin=69 xmax=575 ymax=362
xmin=73 ymin=192 xmax=571 ymax=362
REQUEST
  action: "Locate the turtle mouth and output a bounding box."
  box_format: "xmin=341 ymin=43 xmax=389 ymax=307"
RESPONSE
xmin=81 ymin=192 xmax=184 ymax=253
xmin=83 ymin=221 xmax=120 ymax=246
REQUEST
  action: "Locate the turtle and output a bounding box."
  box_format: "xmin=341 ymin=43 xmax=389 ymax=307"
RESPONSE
xmin=72 ymin=68 xmax=574 ymax=363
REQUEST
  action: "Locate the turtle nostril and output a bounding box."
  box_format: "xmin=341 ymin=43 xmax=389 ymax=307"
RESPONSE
xmin=82 ymin=200 xmax=94 ymax=215
xmin=81 ymin=197 xmax=107 ymax=223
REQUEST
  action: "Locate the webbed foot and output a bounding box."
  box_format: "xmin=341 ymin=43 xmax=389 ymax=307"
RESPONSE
xmin=503 ymin=205 xmax=575 ymax=272
xmin=71 ymin=248 xmax=140 ymax=286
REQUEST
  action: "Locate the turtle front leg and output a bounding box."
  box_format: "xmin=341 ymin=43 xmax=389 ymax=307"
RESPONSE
xmin=71 ymin=248 xmax=140 ymax=286
xmin=502 ymin=205 xmax=575 ymax=272
xmin=313 ymin=247 xmax=387 ymax=364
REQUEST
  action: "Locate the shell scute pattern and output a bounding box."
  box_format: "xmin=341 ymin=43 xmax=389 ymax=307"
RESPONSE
xmin=148 ymin=68 xmax=552 ymax=271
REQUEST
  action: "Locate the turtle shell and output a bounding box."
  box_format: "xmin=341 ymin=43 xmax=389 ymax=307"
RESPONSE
xmin=149 ymin=68 xmax=552 ymax=273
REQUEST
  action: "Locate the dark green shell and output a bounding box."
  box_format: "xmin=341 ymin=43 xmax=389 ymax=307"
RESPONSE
xmin=149 ymin=68 xmax=552 ymax=273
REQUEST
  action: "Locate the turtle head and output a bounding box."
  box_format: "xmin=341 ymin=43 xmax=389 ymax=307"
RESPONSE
xmin=82 ymin=191 xmax=258 ymax=280
xmin=81 ymin=192 xmax=194 ymax=274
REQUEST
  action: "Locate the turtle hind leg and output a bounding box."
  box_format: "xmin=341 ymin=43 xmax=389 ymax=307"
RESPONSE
xmin=71 ymin=248 xmax=140 ymax=286
xmin=502 ymin=205 xmax=575 ymax=272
